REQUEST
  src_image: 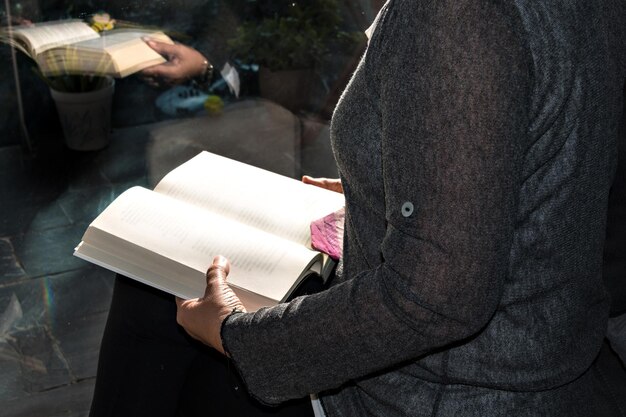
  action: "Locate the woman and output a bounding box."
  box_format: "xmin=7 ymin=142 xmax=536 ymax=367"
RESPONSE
xmin=92 ymin=1 xmax=626 ymax=416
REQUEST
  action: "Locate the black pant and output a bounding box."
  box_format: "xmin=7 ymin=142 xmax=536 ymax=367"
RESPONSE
xmin=89 ymin=275 xmax=315 ymax=417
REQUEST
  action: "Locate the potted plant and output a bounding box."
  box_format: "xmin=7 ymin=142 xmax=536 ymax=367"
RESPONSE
xmin=43 ymin=73 xmax=114 ymax=151
xmin=33 ymin=12 xmax=117 ymax=151
xmin=228 ymin=0 xmax=363 ymax=112
xmin=9 ymin=12 xmax=135 ymax=150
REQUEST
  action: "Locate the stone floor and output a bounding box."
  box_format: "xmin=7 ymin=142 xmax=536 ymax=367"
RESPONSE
xmin=0 ymin=100 xmax=337 ymax=416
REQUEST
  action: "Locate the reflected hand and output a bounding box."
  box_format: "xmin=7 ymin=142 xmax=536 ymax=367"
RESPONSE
xmin=175 ymin=255 xmax=246 ymax=355
xmin=140 ymin=39 xmax=209 ymax=86
xmin=302 ymin=176 xmax=343 ymax=194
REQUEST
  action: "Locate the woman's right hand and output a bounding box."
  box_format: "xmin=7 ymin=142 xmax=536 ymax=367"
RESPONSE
xmin=140 ymin=39 xmax=210 ymax=86
xmin=302 ymin=176 xmax=343 ymax=194
xmin=175 ymin=255 xmax=246 ymax=356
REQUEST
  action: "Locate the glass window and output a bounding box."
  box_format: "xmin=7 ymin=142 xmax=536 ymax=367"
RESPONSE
xmin=1 ymin=1 xmax=385 ymax=164
xmin=0 ymin=1 xmax=383 ymax=414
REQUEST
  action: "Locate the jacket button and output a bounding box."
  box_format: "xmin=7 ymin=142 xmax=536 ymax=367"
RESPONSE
xmin=401 ymin=202 xmax=414 ymax=217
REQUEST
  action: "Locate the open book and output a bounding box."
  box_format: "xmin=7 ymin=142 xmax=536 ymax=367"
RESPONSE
xmin=0 ymin=19 xmax=173 ymax=77
xmin=74 ymin=152 xmax=345 ymax=311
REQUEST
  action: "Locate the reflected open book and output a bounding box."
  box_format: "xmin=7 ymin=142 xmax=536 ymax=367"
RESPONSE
xmin=74 ymin=152 xmax=344 ymax=311
xmin=0 ymin=19 xmax=173 ymax=77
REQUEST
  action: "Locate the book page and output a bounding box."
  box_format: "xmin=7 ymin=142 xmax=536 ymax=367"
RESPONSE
xmin=38 ymin=47 xmax=116 ymax=76
xmin=153 ymin=152 xmax=345 ymax=247
xmin=103 ymin=31 xmax=172 ymax=76
xmin=11 ymin=20 xmax=99 ymax=56
xmin=49 ymin=30 xmax=172 ymax=77
xmin=0 ymin=33 xmax=31 ymax=55
xmin=83 ymin=187 xmax=321 ymax=304
xmin=75 ymin=241 xmax=284 ymax=311
xmin=72 ymin=29 xmax=171 ymax=50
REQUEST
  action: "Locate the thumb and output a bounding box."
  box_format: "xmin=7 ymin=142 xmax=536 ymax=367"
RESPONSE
xmin=207 ymin=255 xmax=230 ymax=283
xmin=204 ymin=255 xmax=231 ymax=298
xmin=203 ymin=255 xmax=245 ymax=313
xmin=143 ymin=38 xmax=178 ymax=57
xmin=204 ymin=255 xmax=246 ymax=312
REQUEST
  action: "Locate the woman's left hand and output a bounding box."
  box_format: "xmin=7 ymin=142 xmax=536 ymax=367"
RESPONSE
xmin=175 ymin=255 xmax=246 ymax=355
xmin=302 ymin=176 xmax=343 ymax=194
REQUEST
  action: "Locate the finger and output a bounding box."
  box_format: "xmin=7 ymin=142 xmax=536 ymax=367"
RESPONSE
xmin=302 ymin=175 xmax=325 ymax=188
xmin=143 ymin=38 xmax=179 ymax=57
xmin=302 ymin=176 xmax=343 ymax=193
xmin=175 ymin=300 xmax=202 ymax=341
xmin=140 ymin=66 xmax=158 ymax=77
xmin=212 ymin=255 xmax=230 ymax=274
xmin=141 ymin=63 xmax=179 ymax=79
xmin=302 ymin=175 xmax=332 ymax=186
xmin=206 ymin=255 xmax=230 ymax=284
xmin=138 ymin=74 xmax=161 ymax=88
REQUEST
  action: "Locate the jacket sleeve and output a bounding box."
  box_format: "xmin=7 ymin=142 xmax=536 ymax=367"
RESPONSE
xmin=221 ymin=0 xmax=532 ymax=405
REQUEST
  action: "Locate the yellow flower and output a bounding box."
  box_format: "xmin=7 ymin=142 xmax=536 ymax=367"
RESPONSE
xmin=90 ymin=13 xmax=116 ymax=32
xmin=204 ymin=95 xmax=224 ymax=115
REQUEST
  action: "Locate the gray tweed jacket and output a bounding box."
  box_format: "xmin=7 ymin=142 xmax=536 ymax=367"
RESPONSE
xmin=222 ymin=0 xmax=626 ymax=415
